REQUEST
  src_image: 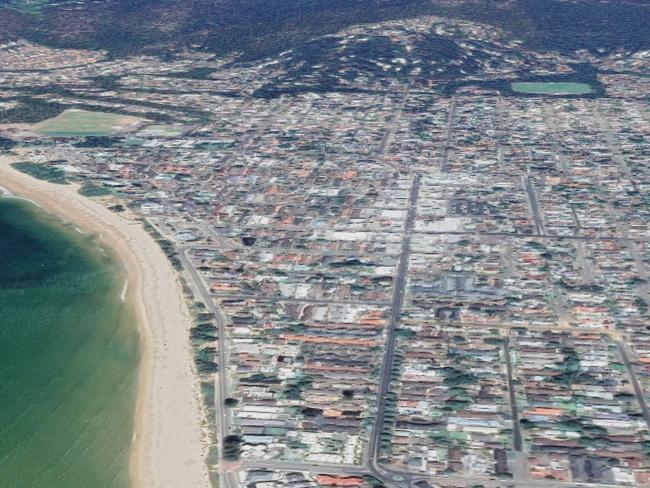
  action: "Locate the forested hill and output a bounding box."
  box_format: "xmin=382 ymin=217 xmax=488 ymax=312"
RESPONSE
xmin=0 ymin=0 xmax=649 ymax=59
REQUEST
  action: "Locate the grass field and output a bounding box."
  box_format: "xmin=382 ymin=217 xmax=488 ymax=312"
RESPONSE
xmin=34 ymin=110 xmax=143 ymax=137
xmin=512 ymin=82 xmax=593 ymax=95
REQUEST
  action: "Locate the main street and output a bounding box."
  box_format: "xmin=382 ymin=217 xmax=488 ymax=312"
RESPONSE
xmin=366 ymin=173 xmax=421 ymax=473
xmin=439 ymin=95 xmax=457 ymax=173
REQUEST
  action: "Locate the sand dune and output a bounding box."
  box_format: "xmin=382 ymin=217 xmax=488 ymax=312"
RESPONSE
xmin=0 ymin=158 xmax=210 ymax=488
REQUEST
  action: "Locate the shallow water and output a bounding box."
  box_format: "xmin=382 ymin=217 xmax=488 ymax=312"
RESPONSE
xmin=0 ymin=198 xmax=139 ymax=488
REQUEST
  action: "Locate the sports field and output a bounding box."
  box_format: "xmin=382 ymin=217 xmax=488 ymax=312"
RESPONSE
xmin=35 ymin=110 xmax=143 ymax=137
xmin=511 ymin=82 xmax=593 ymax=95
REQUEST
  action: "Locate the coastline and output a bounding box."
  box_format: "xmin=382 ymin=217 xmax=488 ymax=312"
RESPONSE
xmin=0 ymin=158 xmax=210 ymax=488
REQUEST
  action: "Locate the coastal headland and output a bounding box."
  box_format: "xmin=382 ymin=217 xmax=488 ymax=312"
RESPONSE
xmin=0 ymin=157 xmax=210 ymax=488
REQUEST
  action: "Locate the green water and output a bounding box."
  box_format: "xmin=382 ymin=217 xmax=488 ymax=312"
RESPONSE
xmin=511 ymin=81 xmax=593 ymax=95
xmin=0 ymin=198 xmax=139 ymax=487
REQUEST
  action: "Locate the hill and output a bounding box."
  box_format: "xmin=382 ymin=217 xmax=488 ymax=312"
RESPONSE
xmin=0 ymin=0 xmax=649 ymax=59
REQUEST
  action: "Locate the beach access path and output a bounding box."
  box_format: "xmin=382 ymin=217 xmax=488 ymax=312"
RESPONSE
xmin=0 ymin=157 xmax=210 ymax=488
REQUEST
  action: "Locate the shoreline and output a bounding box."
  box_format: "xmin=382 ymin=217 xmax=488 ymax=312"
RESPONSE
xmin=0 ymin=158 xmax=210 ymax=488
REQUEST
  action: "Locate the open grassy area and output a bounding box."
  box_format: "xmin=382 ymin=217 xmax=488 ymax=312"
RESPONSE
xmin=34 ymin=109 xmax=143 ymax=137
xmin=511 ymin=82 xmax=593 ymax=95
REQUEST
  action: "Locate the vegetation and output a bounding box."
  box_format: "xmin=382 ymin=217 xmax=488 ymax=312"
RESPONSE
xmin=191 ymin=322 xmax=218 ymax=342
xmin=74 ymin=136 xmax=124 ymax=148
xmin=224 ymin=397 xmax=238 ymax=407
xmin=283 ymin=374 xmax=313 ymax=399
xmin=222 ymin=434 xmax=242 ymax=460
xmin=2 ymin=0 xmax=649 ymax=60
xmin=379 ymin=391 xmax=398 ymax=452
xmin=442 ymin=366 xmax=478 ymax=387
xmin=0 ymin=137 xmax=16 ymax=150
xmin=199 ymin=380 xmax=218 ymax=444
xmin=140 ymin=219 xmax=183 ymax=271
xmin=35 ymin=110 xmax=141 ymax=137
xmin=0 ymin=99 xmax=64 ymax=124
xmin=395 ymin=327 xmax=416 ymax=338
xmin=12 ymin=161 xmax=68 ymax=184
xmin=78 ymin=183 xmax=112 ymax=197
xmin=194 ymin=346 xmax=218 ymax=374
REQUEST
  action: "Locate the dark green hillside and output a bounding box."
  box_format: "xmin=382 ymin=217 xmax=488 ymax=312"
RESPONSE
xmin=0 ymin=0 xmax=648 ymax=58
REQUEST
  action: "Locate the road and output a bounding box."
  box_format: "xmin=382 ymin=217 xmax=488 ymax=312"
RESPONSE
xmin=242 ymin=457 xmax=627 ymax=488
xmin=366 ymin=173 xmax=421 ymax=470
xmin=502 ymin=336 xmax=526 ymax=481
xmin=378 ymin=83 xmax=411 ymax=158
xmin=523 ymin=174 xmax=546 ymax=235
xmin=439 ymin=95 xmax=458 ymax=173
xmin=241 ymin=459 xmax=367 ymax=475
xmin=405 ymin=473 xmax=626 ymax=488
xmin=406 ymin=229 xmax=642 ymax=242
xmin=541 ymin=103 xmax=571 ymax=175
xmin=594 ymin=110 xmax=636 ymax=187
xmin=208 ymin=294 xmax=391 ymax=307
xmin=187 ymin=242 xmax=401 ymax=259
xmin=495 ymin=96 xmax=506 ymax=171
xmin=616 ymin=342 xmax=650 ymax=431
xmin=179 ymin=246 xmax=236 ymax=488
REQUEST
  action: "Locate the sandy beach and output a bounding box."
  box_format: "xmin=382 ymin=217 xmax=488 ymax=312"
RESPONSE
xmin=0 ymin=158 xmax=210 ymax=488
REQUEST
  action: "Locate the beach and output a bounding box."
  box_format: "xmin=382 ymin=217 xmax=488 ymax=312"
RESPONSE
xmin=0 ymin=158 xmax=210 ymax=488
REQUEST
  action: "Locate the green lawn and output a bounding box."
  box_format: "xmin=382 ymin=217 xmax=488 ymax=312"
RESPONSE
xmin=511 ymin=82 xmax=593 ymax=95
xmin=35 ymin=110 xmax=143 ymax=137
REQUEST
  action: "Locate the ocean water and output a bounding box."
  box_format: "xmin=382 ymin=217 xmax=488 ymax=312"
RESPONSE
xmin=0 ymin=198 xmax=139 ymax=488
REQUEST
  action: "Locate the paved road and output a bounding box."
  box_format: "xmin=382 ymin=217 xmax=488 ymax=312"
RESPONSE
xmin=405 ymin=473 xmax=625 ymax=488
xmin=378 ymin=83 xmax=411 ymax=157
xmin=208 ymin=294 xmax=391 ymax=307
xmin=242 ymin=456 xmax=627 ymax=488
xmin=206 ymin=221 xmax=650 ymax=245
xmin=408 ymin=230 xmax=640 ymax=242
xmin=523 ymin=174 xmax=546 ymax=235
xmin=617 ymin=342 xmax=650 ymax=431
xmin=187 ymin=242 xmax=401 ymax=259
xmin=179 ymin=246 xmax=236 ymax=488
xmin=439 ymin=96 xmax=458 ymax=172
xmin=190 ymin=244 xmax=399 ymax=263
xmin=541 ymin=103 xmax=571 ymax=175
xmin=210 ymin=220 xmax=407 ymax=233
xmin=495 ymin=96 xmax=507 ymax=170
xmin=367 ymin=174 xmax=421 ymax=470
xmin=241 ymin=459 xmax=367 ymax=475
xmin=595 ymin=110 xmax=636 ymax=187
xmin=502 ymin=336 xmax=527 ymax=481
xmin=245 ymin=457 xmax=627 ymax=488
